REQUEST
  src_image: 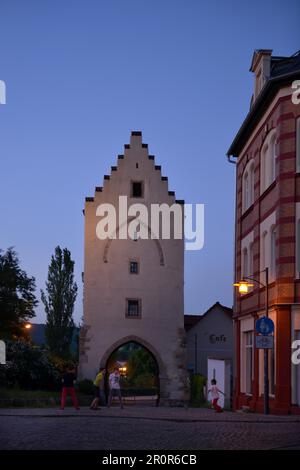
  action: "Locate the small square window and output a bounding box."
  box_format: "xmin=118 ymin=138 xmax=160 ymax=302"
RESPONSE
xmin=129 ymin=260 xmax=139 ymax=274
xmin=126 ymin=299 xmax=141 ymax=318
xmin=131 ymin=181 xmax=143 ymax=198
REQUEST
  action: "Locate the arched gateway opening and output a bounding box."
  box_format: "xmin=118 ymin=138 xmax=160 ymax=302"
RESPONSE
xmin=100 ymin=337 xmax=161 ymax=406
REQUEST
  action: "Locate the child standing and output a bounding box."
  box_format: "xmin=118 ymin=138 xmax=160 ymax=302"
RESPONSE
xmin=208 ymin=379 xmax=225 ymax=413
xmin=60 ymin=365 xmax=80 ymax=410
xmin=108 ymin=367 xmax=124 ymax=409
xmin=90 ymin=367 xmax=106 ymax=410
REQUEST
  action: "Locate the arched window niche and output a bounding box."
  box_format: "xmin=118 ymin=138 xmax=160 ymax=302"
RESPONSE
xmin=242 ymin=159 xmax=255 ymax=213
xmin=260 ymin=129 xmax=277 ymax=194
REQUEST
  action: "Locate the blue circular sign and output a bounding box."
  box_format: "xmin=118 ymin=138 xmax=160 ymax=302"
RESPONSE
xmin=255 ymin=316 xmax=274 ymax=335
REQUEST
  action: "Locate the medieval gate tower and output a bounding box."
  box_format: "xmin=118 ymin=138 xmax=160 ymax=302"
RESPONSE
xmin=79 ymin=131 xmax=188 ymax=404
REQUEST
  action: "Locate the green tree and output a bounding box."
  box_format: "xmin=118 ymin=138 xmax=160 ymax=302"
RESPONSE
xmin=127 ymin=348 xmax=157 ymax=386
xmin=0 ymin=248 xmax=37 ymax=339
xmin=41 ymin=246 xmax=77 ymax=358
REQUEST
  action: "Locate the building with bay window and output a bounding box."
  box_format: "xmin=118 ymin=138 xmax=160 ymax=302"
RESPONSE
xmin=227 ymin=49 xmax=300 ymax=414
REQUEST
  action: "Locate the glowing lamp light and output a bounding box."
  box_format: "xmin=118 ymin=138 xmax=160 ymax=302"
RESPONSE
xmin=233 ymin=281 xmax=254 ymax=295
xmin=24 ymin=323 xmax=32 ymax=330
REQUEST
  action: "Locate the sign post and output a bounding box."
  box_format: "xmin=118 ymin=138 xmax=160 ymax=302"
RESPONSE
xmin=255 ymin=276 xmax=274 ymax=416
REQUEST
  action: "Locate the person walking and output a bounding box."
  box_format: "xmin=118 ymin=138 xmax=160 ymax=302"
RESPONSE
xmin=90 ymin=367 xmax=106 ymax=410
xmin=208 ymin=379 xmax=225 ymax=413
xmin=60 ymin=365 xmax=80 ymax=410
xmin=108 ymin=367 xmax=123 ymax=409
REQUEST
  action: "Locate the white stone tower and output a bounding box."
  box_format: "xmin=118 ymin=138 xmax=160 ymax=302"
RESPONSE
xmin=79 ymin=131 xmax=188 ymax=404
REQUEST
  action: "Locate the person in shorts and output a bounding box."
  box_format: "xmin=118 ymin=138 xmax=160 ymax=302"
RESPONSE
xmin=90 ymin=367 xmax=105 ymax=410
xmin=108 ymin=367 xmax=123 ymax=409
xmin=208 ymin=379 xmax=225 ymax=413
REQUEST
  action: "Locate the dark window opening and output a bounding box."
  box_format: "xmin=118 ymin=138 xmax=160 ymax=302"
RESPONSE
xmin=136 ymin=163 xmax=139 ymax=169
xmin=130 ymin=261 xmax=139 ymax=274
xmin=126 ymin=299 xmax=141 ymax=318
xmin=132 ymin=181 xmax=143 ymax=198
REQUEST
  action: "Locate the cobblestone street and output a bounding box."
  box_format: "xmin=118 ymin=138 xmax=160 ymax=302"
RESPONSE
xmin=1 ymin=407 xmax=300 ymax=450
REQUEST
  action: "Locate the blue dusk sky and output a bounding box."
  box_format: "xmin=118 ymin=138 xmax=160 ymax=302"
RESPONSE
xmin=0 ymin=0 xmax=299 ymax=323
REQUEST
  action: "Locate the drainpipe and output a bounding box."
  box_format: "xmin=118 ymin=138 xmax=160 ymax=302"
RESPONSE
xmin=227 ymin=154 xmax=237 ymax=164
xmin=227 ymin=152 xmax=238 ymax=404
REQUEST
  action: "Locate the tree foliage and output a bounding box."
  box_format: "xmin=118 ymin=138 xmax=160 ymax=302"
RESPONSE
xmin=0 ymin=247 xmax=37 ymax=339
xmin=41 ymin=246 xmax=77 ymax=358
xmin=0 ymin=340 xmax=61 ymax=390
xmin=127 ymin=348 xmax=157 ymax=387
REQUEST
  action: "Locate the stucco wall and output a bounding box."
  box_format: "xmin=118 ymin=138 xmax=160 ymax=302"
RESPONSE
xmin=186 ymin=304 xmax=234 ymax=378
xmin=79 ymin=132 xmax=188 ymax=403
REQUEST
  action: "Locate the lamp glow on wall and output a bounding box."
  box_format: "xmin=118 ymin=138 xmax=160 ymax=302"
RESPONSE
xmin=233 ymin=281 xmax=254 ymax=294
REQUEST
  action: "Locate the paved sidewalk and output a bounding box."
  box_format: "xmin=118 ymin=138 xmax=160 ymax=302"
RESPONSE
xmin=1 ymin=406 xmax=300 ymax=449
xmin=1 ymin=405 xmax=300 ymax=422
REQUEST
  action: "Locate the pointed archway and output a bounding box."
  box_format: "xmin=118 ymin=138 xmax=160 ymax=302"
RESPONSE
xmin=100 ymin=335 xmax=166 ymax=405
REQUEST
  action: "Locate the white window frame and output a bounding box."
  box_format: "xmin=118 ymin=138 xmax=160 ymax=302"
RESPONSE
xmin=260 ymin=129 xmax=276 ymax=194
xmin=269 ymin=342 xmax=276 ymax=396
xmin=249 ymin=242 xmax=254 ymax=279
xmin=270 ymin=133 xmax=276 ymax=183
xmin=270 ymin=226 xmax=276 ymax=282
xmin=260 ymin=211 xmax=276 ymax=284
xmin=261 ymin=230 xmax=268 ymax=271
xmin=241 ymin=231 xmax=254 ymax=284
xmin=296 ymin=203 xmax=300 ymax=278
xmin=296 ymin=117 xmax=300 ymax=173
xmin=242 ymin=247 xmax=248 ymax=279
xmin=242 ymin=160 xmax=254 ymax=213
xmin=297 ymin=219 xmax=300 ymax=279
xmin=245 ymin=331 xmax=253 ymax=395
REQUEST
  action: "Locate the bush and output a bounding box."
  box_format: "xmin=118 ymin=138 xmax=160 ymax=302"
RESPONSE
xmin=190 ymin=374 xmax=206 ymax=404
xmin=77 ymin=379 xmax=94 ymax=395
xmin=129 ymin=373 xmax=156 ymax=389
xmin=0 ymin=340 xmax=62 ymax=390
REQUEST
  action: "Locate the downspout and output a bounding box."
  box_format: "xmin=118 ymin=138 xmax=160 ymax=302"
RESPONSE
xmin=227 ymin=152 xmax=238 ymax=403
xmin=227 ymin=154 xmax=237 ymax=164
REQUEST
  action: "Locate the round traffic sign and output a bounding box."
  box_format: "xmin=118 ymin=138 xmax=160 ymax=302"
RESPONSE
xmin=255 ymin=316 xmax=274 ymax=335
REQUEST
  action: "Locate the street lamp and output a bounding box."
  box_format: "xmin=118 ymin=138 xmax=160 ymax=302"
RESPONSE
xmin=233 ymin=280 xmax=254 ymax=294
xmin=234 ymin=267 xmax=270 ymax=415
xmin=24 ymin=323 xmax=32 ymax=330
